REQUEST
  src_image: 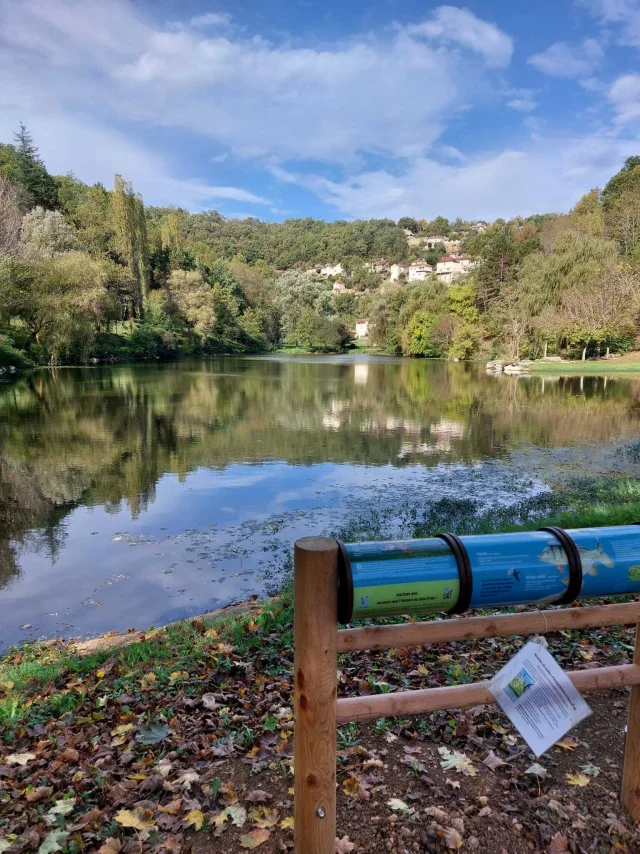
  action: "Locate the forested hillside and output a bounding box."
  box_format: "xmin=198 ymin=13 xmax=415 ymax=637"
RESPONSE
xmin=1 ymin=125 xmax=639 ymax=366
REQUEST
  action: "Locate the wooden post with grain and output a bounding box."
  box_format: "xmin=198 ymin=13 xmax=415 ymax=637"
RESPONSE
xmin=622 ymin=622 xmax=640 ymax=821
xmin=294 ymin=537 xmax=339 ymax=854
xmin=292 ymin=534 xmax=640 ymax=850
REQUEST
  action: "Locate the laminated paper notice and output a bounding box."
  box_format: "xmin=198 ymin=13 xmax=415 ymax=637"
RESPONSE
xmin=488 ymin=641 xmax=591 ymax=757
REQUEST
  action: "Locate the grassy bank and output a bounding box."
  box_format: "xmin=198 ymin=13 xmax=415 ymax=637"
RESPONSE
xmin=2 ymin=474 xmax=640 ymax=852
xmin=529 ymin=354 xmax=640 ymax=375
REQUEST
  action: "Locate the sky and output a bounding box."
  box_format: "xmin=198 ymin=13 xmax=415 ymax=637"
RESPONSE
xmin=1 ymin=0 xmax=640 ymax=222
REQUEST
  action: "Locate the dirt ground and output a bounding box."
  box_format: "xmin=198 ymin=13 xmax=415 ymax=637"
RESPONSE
xmin=192 ymin=690 xmax=638 ymax=854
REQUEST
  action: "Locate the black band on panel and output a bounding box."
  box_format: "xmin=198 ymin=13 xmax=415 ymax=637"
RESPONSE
xmin=437 ymin=532 xmax=473 ymax=615
xmin=336 ymin=539 xmax=353 ymax=624
xmin=538 ymin=526 xmax=582 ymax=605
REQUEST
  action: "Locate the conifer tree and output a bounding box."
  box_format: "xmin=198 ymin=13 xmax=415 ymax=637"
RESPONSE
xmin=13 ymin=124 xmax=58 ymax=209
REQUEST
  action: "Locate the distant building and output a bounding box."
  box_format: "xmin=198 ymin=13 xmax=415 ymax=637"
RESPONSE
xmin=408 ymin=261 xmax=433 ymax=282
xmin=320 ymin=263 xmax=344 ymax=277
xmin=470 ymin=221 xmax=488 ymax=234
xmin=355 ymin=318 xmax=370 ymax=339
xmin=333 ymin=280 xmax=347 ymax=293
xmin=388 ymin=263 xmax=409 ymax=281
xmin=435 ymin=255 xmax=476 ymax=284
xmin=423 ymin=236 xmax=447 ymax=250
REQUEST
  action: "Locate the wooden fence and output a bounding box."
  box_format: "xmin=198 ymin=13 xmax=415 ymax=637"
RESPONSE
xmin=292 ymin=536 xmax=640 ymax=854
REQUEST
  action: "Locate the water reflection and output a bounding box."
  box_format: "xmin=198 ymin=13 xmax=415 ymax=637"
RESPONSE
xmin=1 ymin=356 xmax=639 ymax=644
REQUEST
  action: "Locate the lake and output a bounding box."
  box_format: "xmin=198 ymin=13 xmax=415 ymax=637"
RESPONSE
xmin=1 ymin=355 xmax=640 ymax=650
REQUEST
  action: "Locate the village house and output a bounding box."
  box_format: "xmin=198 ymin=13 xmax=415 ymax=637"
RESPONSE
xmin=435 ymin=255 xmax=476 ymax=284
xmin=408 ymin=261 xmax=433 ymax=282
xmin=363 ymin=258 xmax=390 ymax=273
xmin=423 ymin=236 xmax=447 ymax=250
xmin=320 ymin=262 xmax=344 ymax=277
xmin=355 ymin=318 xmax=369 ymax=339
xmin=470 ymin=221 xmax=488 ymax=234
xmin=388 ymin=262 xmax=409 ymax=281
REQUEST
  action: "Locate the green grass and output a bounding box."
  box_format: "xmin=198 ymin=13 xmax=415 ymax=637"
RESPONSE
xmin=529 ymin=357 xmax=640 ymax=376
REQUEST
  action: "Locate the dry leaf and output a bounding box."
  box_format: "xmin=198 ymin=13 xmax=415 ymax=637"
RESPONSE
xmin=566 ymin=771 xmax=590 ymax=787
xmin=482 ymin=750 xmax=505 ymax=771
xmin=253 ymin=808 xmax=279 ymax=829
xmin=115 ymin=808 xmax=157 ymax=830
xmin=342 ymin=776 xmax=361 ymax=799
xmin=201 ymin=693 xmax=218 ymax=711
xmin=547 ymin=833 xmax=570 ymax=854
xmin=184 ymin=809 xmax=205 ymax=830
xmin=387 ymin=798 xmax=413 ymax=814
xmin=239 ymin=828 xmax=270 ymax=849
xmin=425 ymin=806 xmax=448 ymax=822
xmin=555 ymin=737 xmax=578 ymax=751
xmin=525 ymin=763 xmax=548 ymax=779
xmin=280 ymin=816 xmax=294 ymax=830
xmin=7 ymin=753 xmax=36 ymax=766
xmin=335 ymin=836 xmax=356 ymax=853
xmin=438 ymin=747 xmax=477 ymax=776
xmin=246 ymin=789 xmax=272 ymax=803
xmin=98 ymin=840 xmax=122 ymax=854
xmin=443 ymin=827 xmax=464 ymax=850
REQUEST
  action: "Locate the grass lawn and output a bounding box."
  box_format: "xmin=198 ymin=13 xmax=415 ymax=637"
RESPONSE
xmin=529 ymin=353 xmax=640 ymax=375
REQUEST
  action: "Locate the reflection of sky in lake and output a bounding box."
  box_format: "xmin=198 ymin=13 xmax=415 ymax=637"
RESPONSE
xmin=2 ymin=459 xmax=547 ymax=647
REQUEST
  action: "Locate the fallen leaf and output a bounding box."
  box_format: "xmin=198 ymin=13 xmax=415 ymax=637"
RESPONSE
xmin=185 ymin=809 xmax=205 ymax=830
xmin=44 ymin=798 xmax=76 ymax=824
xmin=25 ymin=786 xmax=53 ymax=803
xmin=246 ymin=789 xmax=273 ymax=803
xmin=387 ymin=798 xmax=413 ymax=814
xmin=37 ymin=831 xmax=69 ymax=854
xmin=136 ymin=722 xmax=171 ymax=745
xmin=110 ymin=724 xmax=134 ymax=737
xmin=547 ymin=833 xmax=569 ymax=854
xmin=0 ymin=841 xmax=14 ymax=854
xmin=253 ymin=808 xmax=279 ymax=829
xmin=240 ymin=828 xmax=270 ymax=849
xmin=201 ymin=693 xmax=218 ymax=711
xmin=443 ymin=827 xmax=464 ymax=850
xmin=115 ymin=808 xmax=157 ymax=830
xmin=555 ymin=737 xmax=578 ymax=751
xmin=525 ymin=763 xmax=548 ymax=779
xmin=158 ymin=799 xmax=182 ymax=815
xmin=438 ymin=747 xmax=477 ymax=776
xmin=98 ymin=840 xmax=122 ymax=854
xmin=581 ymin=763 xmax=600 ymax=777
xmin=425 ymin=806 xmax=448 ymax=822
xmin=566 ymin=771 xmax=590 ymax=787
xmin=482 ymin=750 xmax=505 ymax=771
xmin=7 ymin=752 xmax=36 ymax=766
xmin=280 ymin=817 xmax=294 ymax=830
xmin=342 ymin=776 xmax=361 ymax=799
xmin=177 ymin=770 xmax=200 ymax=790
xmin=335 ymin=836 xmax=356 ymax=853
xmin=225 ymin=805 xmax=247 ymax=827
xmin=445 ymin=778 xmax=460 ymax=790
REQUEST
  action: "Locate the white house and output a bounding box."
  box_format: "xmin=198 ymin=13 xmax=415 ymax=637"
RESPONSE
xmin=408 ymin=261 xmax=433 ymax=282
xmin=435 ymin=255 xmax=476 ymax=284
xmin=388 ymin=263 xmax=409 ymax=281
xmin=332 ymin=280 xmax=348 ymax=293
xmin=320 ymin=263 xmax=344 ymax=277
xmin=355 ymin=318 xmax=369 ymax=339
xmin=470 ymin=221 xmax=488 ymax=234
xmin=423 ymin=236 xmax=447 ymax=250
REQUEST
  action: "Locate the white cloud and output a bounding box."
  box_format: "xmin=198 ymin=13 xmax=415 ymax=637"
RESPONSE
xmin=581 ymin=0 xmax=640 ymax=47
xmin=528 ymin=38 xmax=603 ymax=78
xmin=211 ymin=153 xmax=229 ymax=163
xmin=0 ymin=0 xmax=515 ymax=173
xmin=609 ymin=73 xmax=640 ymax=124
xmin=406 ymin=6 xmax=513 ymax=67
xmin=508 ymin=99 xmax=537 ymax=112
xmin=272 ymin=133 xmax=640 ymax=220
xmin=189 ymin=12 xmax=232 ymax=29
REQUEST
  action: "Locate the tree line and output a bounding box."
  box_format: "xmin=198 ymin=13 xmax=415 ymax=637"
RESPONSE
xmin=1 ymin=125 xmax=639 ymax=366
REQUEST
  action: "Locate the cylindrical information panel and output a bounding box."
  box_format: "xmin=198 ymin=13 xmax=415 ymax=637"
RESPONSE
xmin=337 ymin=524 xmax=640 ymax=623
xmin=569 ymin=525 xmax=640 ymax=597
xmin=337 ymin=538 xmax=460 ymax=622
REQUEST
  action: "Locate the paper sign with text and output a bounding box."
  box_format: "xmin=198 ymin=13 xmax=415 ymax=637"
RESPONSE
xmin=488 ymin=641 xmax=591 ymax=757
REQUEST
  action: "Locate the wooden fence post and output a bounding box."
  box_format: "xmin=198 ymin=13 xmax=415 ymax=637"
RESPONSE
xmin=294 ymin=536 xmax=339 ymax=854
xmin=622 ymin=622 xmax=640 ymax=821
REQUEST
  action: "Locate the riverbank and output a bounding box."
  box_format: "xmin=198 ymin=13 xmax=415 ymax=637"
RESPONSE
xmin=528 ymin=353 xmax=640 ymax=375
xmin=3 ymin=476 xmax=640 ymax=853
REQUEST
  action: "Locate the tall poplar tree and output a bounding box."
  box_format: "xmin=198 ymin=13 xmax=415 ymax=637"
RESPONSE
xmin=110 ymin=175 xmax=149 ymax=315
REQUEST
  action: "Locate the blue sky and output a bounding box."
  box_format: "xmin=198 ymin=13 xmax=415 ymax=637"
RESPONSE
xmin=1 ymin=0 xmax=640 ymax=222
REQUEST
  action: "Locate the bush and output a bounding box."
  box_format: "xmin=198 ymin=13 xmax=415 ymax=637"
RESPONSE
xmin=0 ymin=337 xmax=31 ymax=368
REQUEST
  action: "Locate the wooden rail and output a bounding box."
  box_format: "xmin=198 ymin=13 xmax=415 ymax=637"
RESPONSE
xmin=336 ymin=601 xmax=640 ymax=653
xmin=293 ymin=538 xmax=640 ymax=854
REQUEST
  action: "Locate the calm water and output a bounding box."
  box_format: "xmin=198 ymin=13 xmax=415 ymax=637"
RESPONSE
xmin=1 ymin=355 xmax=640 ymax=649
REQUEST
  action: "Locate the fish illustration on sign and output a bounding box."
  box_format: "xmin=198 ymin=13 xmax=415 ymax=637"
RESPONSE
xmin=577 ymin=542 xmax=614 ymax=577
xmin=538 ymin=542 xmax=568 ymax=573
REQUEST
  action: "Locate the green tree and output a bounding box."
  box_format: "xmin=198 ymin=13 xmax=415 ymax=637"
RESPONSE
xmin=11 ymin=124 xmax=58 ymax=209
xmin=398 ymin=217 xmax=419 ymax=233
xmin=402 ymin=311 xmax=440 ymax=357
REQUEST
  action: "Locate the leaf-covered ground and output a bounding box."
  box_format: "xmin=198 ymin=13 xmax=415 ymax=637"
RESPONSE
xmin=1 ymin=594 xmax=639 ymax=854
